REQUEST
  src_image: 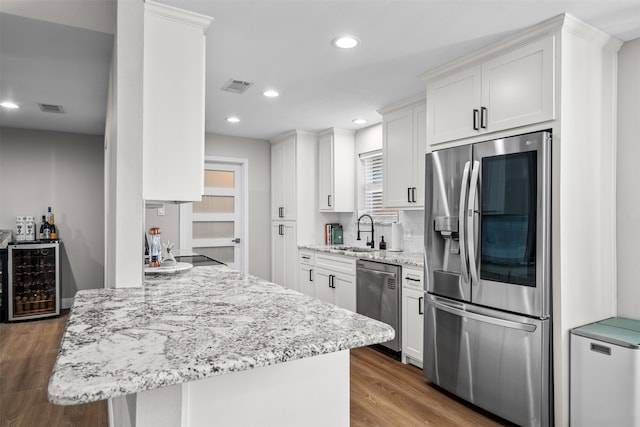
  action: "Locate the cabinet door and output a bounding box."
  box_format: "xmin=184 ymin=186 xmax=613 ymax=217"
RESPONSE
xmin=281 ymin=138 xmax=297 ymax=220
xmin=402 ymin=288 xmax=424 ymax=365
xmin=271 ymin=143 xmax=285 ymax=220
xmin=298 ymin=264 xmax=315 ymax=297
xmin=271 ymin=223 xmax=285 ymax=285
xmin=272 ymin=222 xmax=297 ymax=291
xmin=413 ymin=103 xmax=427 ymax=207
xmin=482 ymin=36 xmax=555 ymax=133
xmin=426 ymin=66 xmax=482 ymax=146
xmin=383 ymin=108 xmax=415 ymax=208
xmin=315 ymin=268 xmax=334 ymax=304
xmin=318 ymin=133 xmax=334 ymax=211
xmin=142 ymin=5 xmax=210 ymax=202
xmin=334 ymin=273 xmax=356 ymax=312
xmin=272 ymin=138 xmax=297 ymax=220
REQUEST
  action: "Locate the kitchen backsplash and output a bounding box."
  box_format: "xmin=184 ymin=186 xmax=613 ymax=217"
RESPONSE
xmin=335 ymin=210 xmax=425 ymax=253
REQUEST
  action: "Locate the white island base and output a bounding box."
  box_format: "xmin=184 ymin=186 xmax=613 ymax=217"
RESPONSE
xmin=110 ymin=350 xmax=350 ymax=427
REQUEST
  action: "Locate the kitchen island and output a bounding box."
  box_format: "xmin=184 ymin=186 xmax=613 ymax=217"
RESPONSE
xmin=48 ymin=265 xmax=395 ymax=427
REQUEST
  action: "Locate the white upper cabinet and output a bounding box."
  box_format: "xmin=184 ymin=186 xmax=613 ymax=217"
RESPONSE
xmin=380 ymin=96 xmax=426 ymax=209
xmin=271 ymin=136 xmax=297 ymax=220
xmin=142 ymin=1 xmax=212 ymax=202
xmin=318 ymin=128 xmax=355 ymax=212
xmin=426 ymin=36 xmax=555 ymax=147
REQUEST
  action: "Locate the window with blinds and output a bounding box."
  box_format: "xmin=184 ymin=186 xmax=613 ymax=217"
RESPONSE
xmin=360 ymin=150 xmax=398 ymax=220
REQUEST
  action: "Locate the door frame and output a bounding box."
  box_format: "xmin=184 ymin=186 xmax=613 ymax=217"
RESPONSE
xmin=180 ymin=155 xmax=249 ymax=273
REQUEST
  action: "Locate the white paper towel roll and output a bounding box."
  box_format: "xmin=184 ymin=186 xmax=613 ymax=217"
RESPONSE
xmin=389 ymin=222 xmax=403 ymax=252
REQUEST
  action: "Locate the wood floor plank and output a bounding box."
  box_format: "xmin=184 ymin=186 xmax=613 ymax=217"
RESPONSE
xmin=350 ymin=346 xmax=515 ymax=427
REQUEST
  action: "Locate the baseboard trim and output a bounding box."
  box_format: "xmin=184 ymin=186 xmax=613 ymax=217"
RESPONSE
xmin=62 ymin=297 xmax=74 ymax=310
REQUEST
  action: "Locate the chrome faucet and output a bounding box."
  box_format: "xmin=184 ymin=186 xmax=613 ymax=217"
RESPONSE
xmin=356 ymin=214 xmax=375 ymax=248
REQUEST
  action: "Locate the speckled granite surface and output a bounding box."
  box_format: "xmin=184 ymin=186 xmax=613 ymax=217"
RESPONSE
xmin=299 ymin=245 xmax=424 ymax=268
xmin=48 ymin=266 xmax=395 ymax=405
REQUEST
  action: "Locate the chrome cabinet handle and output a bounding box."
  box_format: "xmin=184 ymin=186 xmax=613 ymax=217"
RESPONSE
xmin=309 ymin=269 xmax=313 ymax=282
xmin=419 ymin=296 xmax=424 ymax=315
xmin=407 ymin=187 xmax=412 ymax=203
xmin=328 ymin=195 xmax=332 ymax=207
xmin=473 ymin=109 xmax=480 ymax=130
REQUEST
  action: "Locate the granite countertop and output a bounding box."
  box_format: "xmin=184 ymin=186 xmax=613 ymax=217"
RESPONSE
xmin=299 ymin=244 xmax=424 ymax=268
xmin=48 ymin=266 xmax=395 ymax=405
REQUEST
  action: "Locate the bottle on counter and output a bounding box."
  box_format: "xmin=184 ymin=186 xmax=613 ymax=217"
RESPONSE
xmin=25 ymin=216 xmax=35 ymax=241
xmin=39 ymin=215 xmax=46 ymax=240
xmin=379 ymin=236 xmax=387 ymax=250
xmin=148 ymin=226 xmax=162 ymax=267
xmin=15 ymin=216 xmax=25 ymax=241
xmin=48 ymin=207 xmax=58 ymax=239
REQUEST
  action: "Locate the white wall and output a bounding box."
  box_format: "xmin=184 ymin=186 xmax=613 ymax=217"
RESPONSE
xmin=616 ymin=37 xmax=640 ymax=320
xmin=0 ymin=127 xmax=105 ymax=301
xmin=205 ymin=133 xmax=271 ymax=280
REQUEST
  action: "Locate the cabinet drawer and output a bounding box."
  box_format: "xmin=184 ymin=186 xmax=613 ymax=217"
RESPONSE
xmin=299 ymin=251 xmax=315 ymax=266
xmin=402 ymin=267 xmax=424 ymax=290
xmin=315 ymin=254 xmax=356 ymax=276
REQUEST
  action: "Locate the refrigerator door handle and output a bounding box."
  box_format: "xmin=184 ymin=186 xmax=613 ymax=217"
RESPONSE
xmin=428 ymin=298 xmax=537 ymax=332
xmin=467 ymin=160 xmax=480 ymax=286
xmin=458 ymin=161 xmax=471 ymax=283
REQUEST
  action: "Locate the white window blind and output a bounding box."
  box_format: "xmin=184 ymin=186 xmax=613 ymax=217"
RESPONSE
xmin=360 ymin=150 xmax=398 ymax=220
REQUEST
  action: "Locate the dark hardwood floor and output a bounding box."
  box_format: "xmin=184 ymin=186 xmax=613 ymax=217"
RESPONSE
xmin=1 ymin=313 xmax=510 ymax=427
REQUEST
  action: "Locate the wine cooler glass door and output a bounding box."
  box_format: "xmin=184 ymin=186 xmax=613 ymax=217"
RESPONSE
xmin=8 ymin=243 xmax=60 ymax=321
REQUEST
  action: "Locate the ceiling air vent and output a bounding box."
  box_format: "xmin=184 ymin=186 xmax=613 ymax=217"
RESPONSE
xmin=221 ymin=79 xmax=253 ymax=94
xmin=38 ymin=103 xmax=65 ymax=114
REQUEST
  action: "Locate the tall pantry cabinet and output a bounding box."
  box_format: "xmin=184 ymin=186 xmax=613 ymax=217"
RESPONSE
xmin=270 ymin=131 xmax=319 ymax=291
xmin=421 ymin=14 xmax=621 ymax=426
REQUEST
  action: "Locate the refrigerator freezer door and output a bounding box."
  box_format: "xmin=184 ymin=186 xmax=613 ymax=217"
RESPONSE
xmin=423 ymin=295 xmax=551 ymax=427
xmin=424 ymin=144 xmax=472 ymax=302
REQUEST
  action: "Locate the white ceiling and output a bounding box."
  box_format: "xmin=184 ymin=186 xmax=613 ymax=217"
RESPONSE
xmin=1 ymin=1 xmax=640 ymax=140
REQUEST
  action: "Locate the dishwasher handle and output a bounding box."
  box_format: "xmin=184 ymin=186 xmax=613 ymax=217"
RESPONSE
xmin=428 ymin=298 xmax=537 ymax=332
xmin=357 ymin=268 xmax=397 ymax=278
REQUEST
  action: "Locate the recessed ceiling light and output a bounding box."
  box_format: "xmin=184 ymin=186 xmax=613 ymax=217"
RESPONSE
xmin=332 ymin=36 xmax=360 ymax=49
xmin=263 ymin=90 xmax=279 ymax=98
xmin=226 ymin=116 xmax=240 ymax=123
xmin=1 ymin=101 xmax=20 ymax=109
xmin=353 ymin=118 xmax=368 ymax=125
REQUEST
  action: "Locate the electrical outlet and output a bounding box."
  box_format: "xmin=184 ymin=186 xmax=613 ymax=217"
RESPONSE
xmin=157 ymin=206 xmax=165 ymax=216
xmin=404 ymin=229 xmax=413 ymax=242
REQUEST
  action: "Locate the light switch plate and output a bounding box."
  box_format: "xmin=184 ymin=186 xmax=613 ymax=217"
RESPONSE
xmin=157 ymin=206 xmax=165 ymax=216
xmin=404 ymin=229 xmax=413 ymax=241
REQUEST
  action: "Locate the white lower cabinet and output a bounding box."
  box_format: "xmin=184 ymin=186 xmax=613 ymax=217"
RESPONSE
xmin=298 ymin=251 xmax=315 ymax=297
xmin=401 ymin=267 xmax=424 ymax=367
xmin=315 ymin=268 xmax=356 ymax=312
xmin=302 ymin=253 xmax=356 ymax=312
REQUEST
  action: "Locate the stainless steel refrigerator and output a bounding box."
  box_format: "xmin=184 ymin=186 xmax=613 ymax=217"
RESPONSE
xmin=423 ymin=130 xmax=552 ymax=427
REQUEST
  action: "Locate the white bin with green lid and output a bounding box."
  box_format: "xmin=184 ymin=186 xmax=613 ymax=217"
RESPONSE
xmin=571 ymin=317 xmax=640 ymax=427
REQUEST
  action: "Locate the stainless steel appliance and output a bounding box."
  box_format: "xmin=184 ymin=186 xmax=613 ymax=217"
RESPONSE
xmin=356 ymin=259 xmax=401 ymax=352
xmin=423 ymin=130 xmax=552 ymax=427
xmin=6 ymin=241 xmax=60 ymax=321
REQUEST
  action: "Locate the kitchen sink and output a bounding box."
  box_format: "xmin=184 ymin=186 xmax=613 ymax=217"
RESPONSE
xmin=335 ymin=246 xmax=376 ymax=253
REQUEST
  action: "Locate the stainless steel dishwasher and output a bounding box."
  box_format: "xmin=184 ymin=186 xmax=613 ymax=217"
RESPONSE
xmin=356 ymin=259 xmax=401 ymax=352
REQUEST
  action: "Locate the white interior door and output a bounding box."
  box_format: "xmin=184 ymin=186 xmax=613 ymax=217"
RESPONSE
xmin=181 ymin=159 xmax=246 ymax=271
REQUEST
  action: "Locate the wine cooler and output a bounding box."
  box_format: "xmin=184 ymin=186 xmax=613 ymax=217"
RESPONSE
xmin=6 ymin=242 xmax=60 ymax=321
